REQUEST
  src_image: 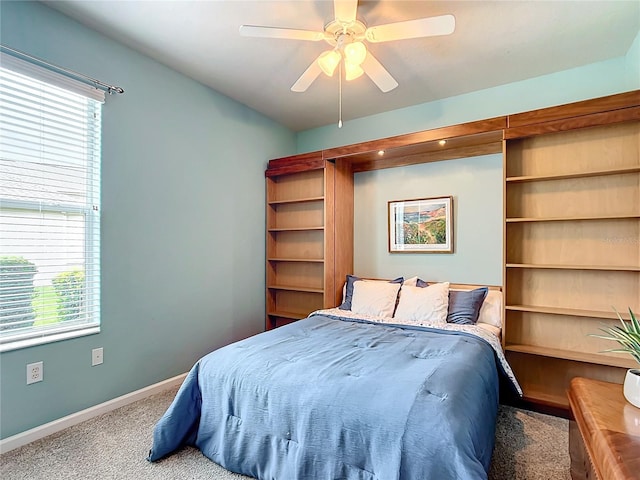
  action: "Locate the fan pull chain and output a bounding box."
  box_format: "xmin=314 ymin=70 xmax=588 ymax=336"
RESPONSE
xmin=338 ymin=62 xmax=343 ymax=128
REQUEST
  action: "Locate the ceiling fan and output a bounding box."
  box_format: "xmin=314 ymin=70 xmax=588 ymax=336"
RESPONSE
xmin=239 ymin=0 xmax=455 ymax=93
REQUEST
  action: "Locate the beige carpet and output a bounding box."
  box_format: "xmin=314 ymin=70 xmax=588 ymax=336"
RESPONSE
xmin=1 ymin=386 xmax=569 ymax=479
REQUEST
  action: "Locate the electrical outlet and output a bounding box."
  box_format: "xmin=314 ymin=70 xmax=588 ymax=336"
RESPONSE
xmin=92 ymin=347 xmax=103 ymax=366
xmin=26 ymin=361 xmax=43 ymax=385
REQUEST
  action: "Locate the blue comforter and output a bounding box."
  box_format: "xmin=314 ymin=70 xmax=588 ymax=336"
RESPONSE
xmin=148 ymin=314 xmax=500 ymax=479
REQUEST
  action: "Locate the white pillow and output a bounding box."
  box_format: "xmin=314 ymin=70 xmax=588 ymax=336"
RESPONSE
xmin=477 ymin=322 xmax=501 ymax=337
xmin=477 ymin=290 xmax=502 ymax=328
xmin=393 ymin=282 xmax=450 ymax=326
xmin=403 ymin=276 xmax=418 ymax=287
xmin=350 ymin=280 xmax=402 ymax=318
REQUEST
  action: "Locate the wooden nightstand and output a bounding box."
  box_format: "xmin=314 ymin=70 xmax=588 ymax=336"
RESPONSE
xmin=567 ymin=377 xmax=640 ymax=480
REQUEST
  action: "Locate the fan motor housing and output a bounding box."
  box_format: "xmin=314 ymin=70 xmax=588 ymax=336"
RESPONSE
xmin=324 ymin=19 xmax=367 ymax=46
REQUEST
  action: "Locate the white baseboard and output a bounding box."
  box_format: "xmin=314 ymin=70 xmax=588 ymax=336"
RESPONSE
xmin=0 ymin=372 xmax=187 ymax=454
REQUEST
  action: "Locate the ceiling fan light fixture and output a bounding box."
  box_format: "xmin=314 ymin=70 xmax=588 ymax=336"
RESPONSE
xmin=318 ymin=50 xmax=342 ymax=76
xmin=343 ymin=41 xmax=367 ymax=65
xmin=344 ymin=61 xmax=364 ymax=81
xmin=243 ymin=1 xmax=456 ymax=94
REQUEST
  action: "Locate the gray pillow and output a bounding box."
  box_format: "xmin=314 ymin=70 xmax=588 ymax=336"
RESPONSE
xmin=446 ymin=287 xmax=488 ymax=325
xmin=339 ymin=275 xmax=403 ymax=310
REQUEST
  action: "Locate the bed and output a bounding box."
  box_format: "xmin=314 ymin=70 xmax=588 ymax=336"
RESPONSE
xmin=148 ymin=278 xmax=521 ymax=479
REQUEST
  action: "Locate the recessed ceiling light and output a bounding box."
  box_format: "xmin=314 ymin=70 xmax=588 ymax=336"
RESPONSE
xmin=378 ymin=150 xmax=385 ymax=156
xmin=439 ymin=140 xmax=447 ymax=146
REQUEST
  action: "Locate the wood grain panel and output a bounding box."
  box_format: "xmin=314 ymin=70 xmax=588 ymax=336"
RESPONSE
xmin=350 ymin=142 xmax=503 ymax=172
xmin=568 ymin=377 xmax=640 ymax=480
xmin=266 ymin=151 xmax=324 ymax=177
xmin=505 ymin=269 xmax=640 ymax=312
xmin=506 ymin=352 xmax=629 ymax=409
xmin=273 ymin=290 xmax=324 ymax=316
xmin=322 ymin=117 xmax=506 ymax=160
xmin=271 ymin=230 xmax=324 ymax=260
xmin=323 ymin=161 xmax=336 ymax=309
xmin=270 ymin=261 xmax=324 ymax=290
xmin=569 ymin=421 xmax=598 ymax=480
xmin=505 ymin=220 xmax=640 ymax=267
xmin=502 ymin=139 xmax=508 ymax=350
xmin=268 ymin=169 xmax=325 ymax=202
xmin=505 ymin=107 xmax=640 ymax=139
xmin=266 ymin=288 xmax=276 ymax=322
xmin=508 ymin=90 xmax=640 ymax=128
xmin=506 ymin=122 xmax=640 ymax=178
xmin=333 ymin=158 xmax=354 ymax=307
xmin=504 ymin=311 xmax=636 ymax=364
xmin=268 ymin=201 xmax=324 ymax=230
xmin=505 ymin=173 xmax=640 ymax=219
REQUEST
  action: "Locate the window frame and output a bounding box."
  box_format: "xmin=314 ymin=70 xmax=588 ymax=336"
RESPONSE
xmin=0 ymin=53 xmax=102 ymax=352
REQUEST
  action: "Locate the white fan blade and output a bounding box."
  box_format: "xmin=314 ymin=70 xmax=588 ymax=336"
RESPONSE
xmin=239 ymin=25 xmax=324 ymax=41
xmin=334 ymin=0 xmax=358 ymax=24
xmin=365 ymin=14 xmax=455 ymax=43
xmin=361 ymin=52 xmax=398 ymax=92
xmin=291 ymin=58 xmax=323 ymax=92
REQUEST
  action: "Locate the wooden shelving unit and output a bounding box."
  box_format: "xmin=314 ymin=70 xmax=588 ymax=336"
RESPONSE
xmin=264 ymin=91 xmax=639 ymax=412
xmin=504 ymin=344 xmax=636 ymax=370
xmin=505 ymin=304 xmax=634 ymax=320
xmin=505 ymin=165 xmax=640 ymax=183
xmin=265 ymin=157 xmax=353 ymax=330
xmin=504 ymin=120 xmax=640 ymax=409
xmin=506 ymin=214 xmax=640 ymax=222
xmin=506 ymin=264 xmax=640 ymax=271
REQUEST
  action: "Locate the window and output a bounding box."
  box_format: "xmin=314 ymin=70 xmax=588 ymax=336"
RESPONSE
xmin=0 ymin=53 xmax=102 ymax=351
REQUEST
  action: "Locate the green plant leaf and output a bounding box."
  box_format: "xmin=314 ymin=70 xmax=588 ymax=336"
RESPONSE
xmin=588 ymin=308 xmax=640 ymax=367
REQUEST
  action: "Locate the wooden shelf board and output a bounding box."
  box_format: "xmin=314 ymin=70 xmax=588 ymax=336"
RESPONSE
xmin=267 ymin=257 xmax=324 ymax=263
xmin=506 ymin=263 xmax=640 ymax=271
xmin=520 ymin=391 xmax=569 ymax=410
xmin=268 ymin=196 xmax=324 ymax=205
xmin=506 ymin=214 xmax=640 ymax=223
xmin=268 ymin=226 xmax=324 ymax=232
xmin=505 ymin=304 xmax=633 ymax=320
xmin=506 ymin=166 xmax=640 ymax=183
xmin=267 ymin=310 xmax=308 ymax=320
xmin=267 ymin=284 xmax=324 ymax=294
xmin=505 ymin=344 xmax=637 ymax=369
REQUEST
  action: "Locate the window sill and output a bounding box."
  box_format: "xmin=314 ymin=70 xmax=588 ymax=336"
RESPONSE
xmin=0 ymin=326 xmax=100 ymax=353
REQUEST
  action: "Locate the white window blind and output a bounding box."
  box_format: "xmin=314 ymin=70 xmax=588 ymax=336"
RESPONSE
xmin=0 ymin=54 xmax=102 ymax=351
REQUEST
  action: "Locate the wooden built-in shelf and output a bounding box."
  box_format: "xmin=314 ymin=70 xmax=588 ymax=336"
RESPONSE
xmin=506 ymin=263 xmax=640 ymax=271
xmin=267 ymin=310 xmax=308 ymax=320
xmin=505 ymin=344 xmax=637 ymax=369
xmin=266 ymin=160 xmax=353 ymax=331
xmin=268 ymin=196 xmax=324 ymax=205
xmin=268 ymin=226 xmax=324 ymax=232
xmin=267 ymin=285 xmax=324 ymax=294
xmin=506 ymin=214 xmax=640 ymax=223
xmin=506 ymin=166 xmax=640 ymax=183
xmin=267 ymin=257 xmax=324 ymax=263
xmin=505 ymin=304 xmax=632 ymax=320
xmin=265 ymin=92 xmax=639 ymax=408
xmin=323 ymin=120 xmax=506 ymax=173
xmin=520 ymin=391 xmax=569 ymax=410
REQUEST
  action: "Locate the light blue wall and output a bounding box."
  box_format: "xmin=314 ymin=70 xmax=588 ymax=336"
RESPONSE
xmin=626 ymin=29 xmax=640 ymax=81
xmin=298 ymin=34 xmax=639 ymax=285
xmin=0 ymin=1 xmax=295 ymax=439
xmin=354 ymin=154 xmax=503 ymax=285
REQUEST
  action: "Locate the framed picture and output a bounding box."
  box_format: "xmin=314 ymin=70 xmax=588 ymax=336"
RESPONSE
xmin=388 ymin=196 xmax=454 ymax=253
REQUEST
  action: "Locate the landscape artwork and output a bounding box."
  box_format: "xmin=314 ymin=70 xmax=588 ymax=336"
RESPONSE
xmin=388 ymin=196 xmax=453 ymax=253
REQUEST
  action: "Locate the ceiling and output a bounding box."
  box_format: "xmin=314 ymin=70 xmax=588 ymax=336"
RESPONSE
xmin=44 ymin=1 xmax=639 ymax=132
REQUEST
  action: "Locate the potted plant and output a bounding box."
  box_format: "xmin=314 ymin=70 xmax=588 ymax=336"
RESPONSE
xmin=591 ymin=308 xmax=640 ymax=408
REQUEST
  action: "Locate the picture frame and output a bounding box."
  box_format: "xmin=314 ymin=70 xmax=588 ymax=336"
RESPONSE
xmin=388 ymin=196 xmax=454 ymax=253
